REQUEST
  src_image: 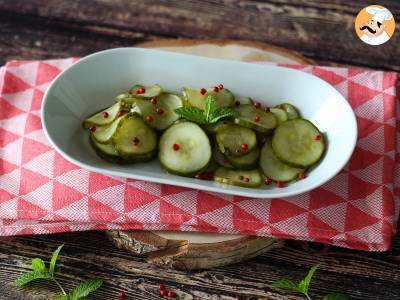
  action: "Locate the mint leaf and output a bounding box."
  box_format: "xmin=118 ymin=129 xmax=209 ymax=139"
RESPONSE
xmin=272 ymin=279 xmax=301 ymax=292
xmin=204 ymin=95 xmax=217 ymax=122
xmin=298 ymin=264 xmax=319 ymax=294
xmin=209 ymin=107 xmax=236 ymax=123
xmin=323 ymin=293 xmax=350 ymax=300
xmin=14 ymin=271 xmax=52 ymax=287
xmin=49 ymin=244 xmax=64 ymax=276
xmin=69 ymin=278 xmax=103 ymax=300
xmin=31 ymin=258 xmax=47 ymax=273
xmin=53 ymin=296 xmax=69 ymax=300
xmin=174 ymin=107 xmax=207 ymax=124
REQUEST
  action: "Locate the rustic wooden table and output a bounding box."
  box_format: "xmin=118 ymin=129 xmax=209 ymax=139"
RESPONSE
xmin=0 ymin=1 xmax=399 ymax=299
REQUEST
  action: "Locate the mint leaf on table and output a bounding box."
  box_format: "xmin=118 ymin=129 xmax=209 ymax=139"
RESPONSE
xmin=272 ymin=279 xmax=302 ymax=292
xmin=68 ymin=278 xmax=103 ymax=300
xmin=272 ymin=264 xmax=350 ymax=300
xmin=49 ymin=244 xmax=64 ymax=276
xmin=14 ymin=243 xmax=103 ymax=299
xmin=298 ymin=264 xmax=319 ymax=294
xmin=323 ymin=293 xmax=350 ymax=300
xmin=14 ymin=270 xmax=52 ymax=287
xmin=272 ymin=264 xmax=319 ymax=300
xmin=53 ymin=296 xmax=69 ymax=300
xmin=31 ymin=258 xmax=47 ymax=273
xmin=174 ymin=107 xmax=207 ymax=124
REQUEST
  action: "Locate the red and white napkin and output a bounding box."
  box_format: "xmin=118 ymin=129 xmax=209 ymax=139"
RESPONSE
xmin=0 ymin=58 xmax=398 ymax=251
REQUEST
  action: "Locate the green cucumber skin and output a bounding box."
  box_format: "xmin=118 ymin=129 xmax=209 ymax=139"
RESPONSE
xmin=115 ymin=95 xmax=137 ymax=111
xmin=214 ymin=167 xmax=262 ymax=188
xmin=82 ymin=106 xmax=106 ymax=128
xmin=182 ymin=87 xmax=234 ymax=110
xmin=120 ymin=150 xmax=157 ymax=163
xmin=275 ymin=103 xmax=301 ymax=119
xmin=269 ymin=108 xmax=288 ymax=124
xmin=233 ymin=105 xmax=278 ymax=133
xmin=212 ymin=145 xmax=234 ymax=169
xmin=133 ymin=93 xmax=183 ymax=131
xmin=90 ymin=136 xmax=120 ymax=158
xmin=95 ymin=149 xmax=156 ymax=164
xmin=159 ymin=159 xmax=210 ymax=177
xmin=225 ymin=147 xmax=260 ymax=170
xmin=129 ymin=84 xmax=162 ymax=98
xmin=236 ymin=97 xmax=254 ymax=105
xmin=260 ymin=139 xmax=304 ymax=182
xmin=82 ymin=102 xmax=122 ymax=128
xmin=216 ymin=125 xmax=257 ymax=157
xmin=91 ymin=116 xmax=124 ymax=145
xmin=112 ymin=113 xmax=158 ymax=157
xmin=272 ymin=118 xmax=325 ymax=168
xmin=202 ymin=120 xmax=234 ymax=134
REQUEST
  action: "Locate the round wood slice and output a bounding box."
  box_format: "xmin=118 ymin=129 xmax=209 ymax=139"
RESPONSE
xmin=106 ymin=38 xmax=311 ymax=269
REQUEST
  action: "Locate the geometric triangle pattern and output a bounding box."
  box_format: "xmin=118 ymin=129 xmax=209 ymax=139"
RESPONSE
xmin=0 ymin=59 xmax=398 ymax=252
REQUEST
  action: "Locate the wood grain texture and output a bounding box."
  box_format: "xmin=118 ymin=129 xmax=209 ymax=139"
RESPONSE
xmin=0 ymin=232 xmax=399 ymax=300
xmin=0 ymin=0 xmax=399 ymax=71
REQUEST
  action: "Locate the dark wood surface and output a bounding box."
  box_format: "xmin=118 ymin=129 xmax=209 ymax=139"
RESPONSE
xmin=0 ymin=1 xmax=399 ymax=299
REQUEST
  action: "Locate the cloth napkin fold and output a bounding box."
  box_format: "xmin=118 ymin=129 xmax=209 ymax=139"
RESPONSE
xmin=0 ymin=58 xmax=398 ymax=251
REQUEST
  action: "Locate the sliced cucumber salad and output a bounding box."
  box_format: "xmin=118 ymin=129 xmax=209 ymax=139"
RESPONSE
xmin=83 ymin=83 xmax=326 ymax=189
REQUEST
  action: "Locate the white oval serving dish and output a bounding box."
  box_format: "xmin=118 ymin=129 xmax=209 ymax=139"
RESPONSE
xmin=41 ymin=48 xmax=357 ymax=198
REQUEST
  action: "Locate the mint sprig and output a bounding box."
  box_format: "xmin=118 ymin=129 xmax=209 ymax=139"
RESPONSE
xmin=14 ymin=244 xmax=102 ymax=300
xmin=174 ymin=106 xmax=208 ymax=124
xmin=272 ymin=265 xmax=349 ymax=300
xmin=69 ymin=278 xmax=103 ymax=300
xmin=175 ymin=95 xmax=236 ymax=124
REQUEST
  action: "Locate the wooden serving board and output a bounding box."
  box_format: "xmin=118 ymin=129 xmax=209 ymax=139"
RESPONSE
xmin=107 ymin=38 xmax=312 ymax=269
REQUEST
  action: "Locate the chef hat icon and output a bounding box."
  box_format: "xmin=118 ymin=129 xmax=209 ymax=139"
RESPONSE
xmin=366 ymin=7 xmax=393 ymax=24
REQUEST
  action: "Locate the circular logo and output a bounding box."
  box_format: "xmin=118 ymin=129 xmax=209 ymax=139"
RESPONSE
xmin=355 ymin=5 xmax=395 ymax=45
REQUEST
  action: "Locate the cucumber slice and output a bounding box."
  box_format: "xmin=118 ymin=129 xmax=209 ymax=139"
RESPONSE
xmin=214 ymin=167 xmax=262 ymax=188
xmin=130 ymin=84 xmax=162 ymax=98
xmin=94 ymin=147 xmax=156 ymax=164
xmin=275 ymin=103 xmax=300 ymax=119
xmin=159 ymin=122 xmax=212 ymax=176
xmin=226 ymin=146 xmax=260 ymax=170
xmin=235 ymin=97 xmax=254 ymax=106
xmin=234 ymin=105 xmax=277 ymax=133
xmin=115 ymin=94 xmax=136 ymax=111
xmin=270 ymin=108 xmax=288 ymax=124
xmin=182 ymin=87 xmax=234 ymax=109
xmin=133 ymin=93 xmax=183 ymax=130
xmin=213 ymin=144 xmax=234 ymax=169
xmin=92 ymin=116 xmax=123 ymax=144
xmin=272 ymin=119 xmax=325 ymax=168
xmin=216 ymin=124 xmax=257 ymax=156
xmin=122 ymin=150 xmax=157 ymax=163
xmin=83 ymin=102 xmax=122 ymax=128
xmin=112 ymin=113 xmax=157 ymax=157
xmin=90 ymin=135 xmax=119 ymax=157
xmin=260 ymin=139 xmax=305 ymax=182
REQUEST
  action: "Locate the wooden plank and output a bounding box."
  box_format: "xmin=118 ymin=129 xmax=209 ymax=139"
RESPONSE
xmin=0 ymin=13 xmax=160 ymax=65
xmin=0 ymin=232 xmax=398 ymax=299
xmin=0 ymin=0 xmax=399 ymax=71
